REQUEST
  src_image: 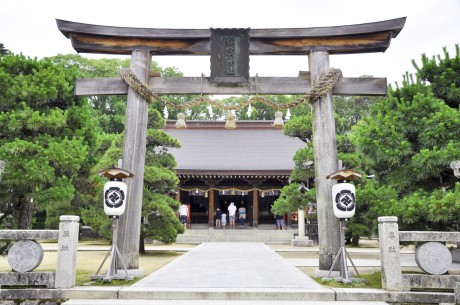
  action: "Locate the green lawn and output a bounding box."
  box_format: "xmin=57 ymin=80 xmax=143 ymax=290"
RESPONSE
xmin=0 ymin=240 xmax=185 ymax=286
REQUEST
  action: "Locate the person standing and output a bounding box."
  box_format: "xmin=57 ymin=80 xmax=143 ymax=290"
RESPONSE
xmin=238 ymin=204 xmax=246 ymax=228
xmin=228 ymin=202 xmax=237 ymax=229
xmin=275 ymin=214 xmax=286 ymax=230
xmin=215 ymin=207 xmax=222 ymax=228
xmin=179 ymin=203 xmax=189 ymax=229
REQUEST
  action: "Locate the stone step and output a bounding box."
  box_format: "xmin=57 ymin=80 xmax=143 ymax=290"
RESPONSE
xmin=175 ymin=228 xmax=299 ymax=244
xmin=63 ymin=298 xmax=390 ymax=305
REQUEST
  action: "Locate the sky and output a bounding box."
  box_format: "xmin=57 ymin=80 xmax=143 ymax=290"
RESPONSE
xmin=1 ymin=0 xmax=459 ymax=87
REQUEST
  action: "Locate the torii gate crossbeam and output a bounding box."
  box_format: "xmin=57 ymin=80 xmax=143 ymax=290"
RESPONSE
xmin=57 ymin=17 xmax=405 ymax=273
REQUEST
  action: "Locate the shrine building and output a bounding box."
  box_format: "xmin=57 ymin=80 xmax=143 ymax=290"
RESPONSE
xmin=164 ymin=119 xmax=305 ymax=227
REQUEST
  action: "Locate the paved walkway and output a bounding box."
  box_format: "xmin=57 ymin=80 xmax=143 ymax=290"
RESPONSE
xmin=61 ymin=242 xmax=409 ymax=304
xmin=62 ymin=242 xmax=453 ymax=304
xmin=133 ymin=242 xmax=322 ymax=289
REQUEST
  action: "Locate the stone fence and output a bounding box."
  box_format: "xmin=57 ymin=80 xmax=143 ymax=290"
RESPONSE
xmin=0 ymin=215 xmax=79 ymax=289
xmin=378 ymin=216 xmax=460 ymax=293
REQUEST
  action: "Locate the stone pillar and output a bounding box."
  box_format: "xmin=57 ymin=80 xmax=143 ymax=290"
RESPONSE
xmin=298 ymin=209 xmax=305 ymax=237
xmin=378 ymin=216 xmax=403 ymax=290
xmin=309 ymin=50 xmax=340 ymax=270
xmin=118 ymin=50 xmax=151 ymax=271
xmin=55 ymin=215 xmax=80 ymax=288
xmin=291 ymin=209 xmax=313 ymax=247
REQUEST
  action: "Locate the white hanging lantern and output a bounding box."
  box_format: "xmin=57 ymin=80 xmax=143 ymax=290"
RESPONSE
xmin=104 ymin=180 xmax=127 ymax=217
xmin=332 ymin=182 xmax=356 ymax=218
xmin=327 ymin=169 xmax=361 ymax=219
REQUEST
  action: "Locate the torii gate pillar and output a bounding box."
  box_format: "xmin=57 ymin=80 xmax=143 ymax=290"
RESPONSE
xmin=118 ymin=50 xmax=151 ymax=270
xmin=309 ymin=50 xmax=340 ymax=271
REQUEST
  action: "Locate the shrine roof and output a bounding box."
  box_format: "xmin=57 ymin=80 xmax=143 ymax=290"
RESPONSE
xmin=164 ymin=120 xmax=305 ymax=176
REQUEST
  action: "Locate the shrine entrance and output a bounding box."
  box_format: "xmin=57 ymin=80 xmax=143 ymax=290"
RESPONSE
xmin=165 ymin=119 xmax=304 ymax=227
xmin=57 ymin=17 xmax=406 ymax=272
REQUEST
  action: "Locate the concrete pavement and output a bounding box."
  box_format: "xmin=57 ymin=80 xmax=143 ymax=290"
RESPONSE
xmin=132 ymin=242 xmax=323 ymax=289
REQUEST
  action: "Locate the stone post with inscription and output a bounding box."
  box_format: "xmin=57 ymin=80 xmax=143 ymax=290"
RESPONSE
xmin=55 ymin=215 xmax=80 ymax=288
xmin=378 ymin=216 xmax=403 ymax=290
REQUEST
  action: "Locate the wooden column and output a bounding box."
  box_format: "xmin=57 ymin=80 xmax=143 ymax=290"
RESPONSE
xmin=117 ymin=50 xmax=151 ymax=270
xmin=252 ymin=190 xmax=259 ymax=227
xmin=309 ymin=49 xmax=340 ymax=271
xmin=175 ymin=189 xmax=181 ymax=203
xmin=208 ymin=190 xmax=215 ymax=227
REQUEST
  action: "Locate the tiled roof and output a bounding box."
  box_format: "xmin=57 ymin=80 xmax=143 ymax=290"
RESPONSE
xmin=164 ymin=120 xmax=305 ymax=176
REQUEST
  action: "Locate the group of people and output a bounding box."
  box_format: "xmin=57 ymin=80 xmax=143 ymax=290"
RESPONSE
xmin=180 ymin=201 xmax=286 ymax=230
xmin=215 ymin=202 xmax=246 ymax=229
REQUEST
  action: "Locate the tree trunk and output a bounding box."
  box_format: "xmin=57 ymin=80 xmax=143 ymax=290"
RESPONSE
xmin=18 ymin=198 xmax=34 ymax=229
xmin=351 ymin=235 xmax=360 ymax=247
xmin=139 ymin=227 xmax=145 ymax=254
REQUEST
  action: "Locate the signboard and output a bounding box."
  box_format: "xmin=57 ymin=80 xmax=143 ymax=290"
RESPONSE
xmin=210 ymin=28 xmax=250 ymax=85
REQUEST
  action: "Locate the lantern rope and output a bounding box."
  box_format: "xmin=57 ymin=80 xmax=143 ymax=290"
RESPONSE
xmin=118 ymin=68 xmax=342 ymax=110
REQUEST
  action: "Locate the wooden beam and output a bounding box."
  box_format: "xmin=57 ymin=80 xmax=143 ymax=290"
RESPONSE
xmin=75 ymin=76 xmax=387 ymax=96
xmin=57 ymin=18 xmax=406 ymax=55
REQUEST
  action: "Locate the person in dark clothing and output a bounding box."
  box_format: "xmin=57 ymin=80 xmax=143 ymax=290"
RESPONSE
xmin=215 ymin=207 xmax=222 ymax=228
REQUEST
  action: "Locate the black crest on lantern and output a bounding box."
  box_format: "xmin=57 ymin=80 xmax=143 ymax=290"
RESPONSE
xmin=335 ymin=189 xmax=355 ymax=212
xmin=104 ymin=186 xmax=125 ymax=208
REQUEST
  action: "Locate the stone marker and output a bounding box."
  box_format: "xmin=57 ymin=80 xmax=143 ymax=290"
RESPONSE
xmin=378 ymin=216 xmax=403 ymax=290
xmin=415 ymin=242 xmax=452 ymax=275
xmin=7 ymin=240 xmax=44 ymax=272
xmin=55 ymin=215 xmax=80 ymax=288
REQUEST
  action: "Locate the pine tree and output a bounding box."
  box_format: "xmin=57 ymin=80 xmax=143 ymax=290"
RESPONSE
xmin=351 ymin=45 xmax=460 ymax=231
xmin=0 ymin=43 xmax=8 ymax=56
xmin=413 ymin=44 xmax=460 ymax=109
xmin=0 ymin=54 xmax=99 ymax=229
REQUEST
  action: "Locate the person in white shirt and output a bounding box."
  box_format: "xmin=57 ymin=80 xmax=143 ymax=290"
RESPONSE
xmin=179 ymin=203 xmax=188 ymax=229
xmin=228 ymin=202 xmax=237 ymax=229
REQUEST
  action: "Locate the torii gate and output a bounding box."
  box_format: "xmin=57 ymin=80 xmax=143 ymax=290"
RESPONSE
xmin=57 ymin=17 xmax=405 ymax=273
